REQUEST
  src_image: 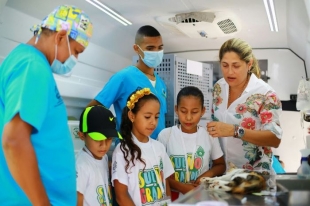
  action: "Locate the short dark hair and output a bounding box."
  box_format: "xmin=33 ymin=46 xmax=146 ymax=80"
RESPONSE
xmin=135 ymin=25 xmax=161 ymax=44
xmin=176 ymin=86 xmax=204 ymax=108
xmin=36 ymin=27 xmax=55 ymax=37
xmin=38 ymin=27 xmax=73 ymax=41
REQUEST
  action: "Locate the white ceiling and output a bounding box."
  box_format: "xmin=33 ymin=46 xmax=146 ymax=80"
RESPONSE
xmin=4 ymin=0 xmax=307 ymax=59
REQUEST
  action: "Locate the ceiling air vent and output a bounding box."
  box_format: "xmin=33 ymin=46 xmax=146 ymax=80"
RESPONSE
xmin=217 ymin=19 xmax=237 ymax=34
xmin=182 ymin=18 xmax=200 ymax=23
xmin=156 ymin=11 xmax=241 ymax=38
xmin=169 ymin=12 xmax=215 ymax=24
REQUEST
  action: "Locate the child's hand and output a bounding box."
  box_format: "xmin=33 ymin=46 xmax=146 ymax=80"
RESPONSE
xmin=181 ymin=183 xmax=199 ymax=194
xmin=189 ymin=181 xmax=200 ymax=187
xmin=194 ymin=177 xmax=203 ymax=185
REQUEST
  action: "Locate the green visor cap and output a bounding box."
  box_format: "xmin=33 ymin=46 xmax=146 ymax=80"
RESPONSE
xmin=88 ymin=131 xmax=123 ymax=141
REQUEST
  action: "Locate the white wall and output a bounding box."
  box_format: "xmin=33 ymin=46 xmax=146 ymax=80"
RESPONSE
xmin=304 ymin=0 xmax=310 ymax=76
xmin=287 ymin=0 xmax=309 ymax=60
xmin=173 ymin=50 xmax=306 ymax=172
xmin=306 ymin=32 xmax=310 ymax=75
xmin=0 ymin=0 xmax=7 ymax=16
xmin=286 ymin=0 xmax=310 ymax=77
xmin=275 ymin=111 xmax=310 ymax=173
xmin=0 ymin=6 xmax=131 ymax=119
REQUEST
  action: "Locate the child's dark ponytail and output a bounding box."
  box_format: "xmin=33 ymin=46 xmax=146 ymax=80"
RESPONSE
xmin=120 ymin=105 xmax=146 ymax=172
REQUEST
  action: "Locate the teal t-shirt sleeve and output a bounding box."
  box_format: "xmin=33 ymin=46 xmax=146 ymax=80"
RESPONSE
xmin=95 ymin=73 xmax=124 ymax=108
xmin=272 ymin=155 xmax=286 ymax=174
xmin=4 ymin=58 xmax=50 ymax=132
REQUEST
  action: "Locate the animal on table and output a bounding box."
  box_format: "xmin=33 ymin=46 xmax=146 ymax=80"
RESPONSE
xmin=200 ymin=162 xmax=267 ymax=194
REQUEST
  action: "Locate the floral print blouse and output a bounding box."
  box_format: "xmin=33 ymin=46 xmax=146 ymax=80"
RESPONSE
xmin=212 ymin=74 xmax=282 ymax=174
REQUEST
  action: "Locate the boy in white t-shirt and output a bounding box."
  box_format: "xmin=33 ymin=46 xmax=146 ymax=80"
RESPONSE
xmin=76 ymin=105 xmax=123 ymax=206
xmin=158 ymin=86 xmax=226 ymax=201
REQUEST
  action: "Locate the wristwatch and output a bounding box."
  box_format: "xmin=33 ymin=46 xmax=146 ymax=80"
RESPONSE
xmin=233 ymin=125 xmax=245 ymax=139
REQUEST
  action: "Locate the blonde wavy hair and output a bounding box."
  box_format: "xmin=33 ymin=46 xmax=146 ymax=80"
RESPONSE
xmin=219 ymin=38 xmax=261 ymax=78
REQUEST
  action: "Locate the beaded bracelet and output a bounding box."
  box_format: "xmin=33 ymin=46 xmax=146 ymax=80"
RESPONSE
xmin=233 ymin=124 xmax=239 ymax=138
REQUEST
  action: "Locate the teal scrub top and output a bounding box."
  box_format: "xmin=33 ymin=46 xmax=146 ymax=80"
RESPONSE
xmin=0 ymin=44 xmax=76 ymax=205
xmin=95 ymin=65 xmax=167 ymax=139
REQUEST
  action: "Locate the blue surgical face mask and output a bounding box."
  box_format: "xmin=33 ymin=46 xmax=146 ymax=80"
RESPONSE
xmin=51 ymin=35 xmax=77 ymax=76
xmin=137 ymin=45 xmax=164 ymax=68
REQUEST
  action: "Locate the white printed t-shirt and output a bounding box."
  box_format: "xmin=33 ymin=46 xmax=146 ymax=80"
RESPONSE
xmin=158 ymin=125 xmax=223 ymax=183
xmin=76 ymin=147 xmax=112 ymax=206
xmin=112 ymin=135 xmax=175 ymax=206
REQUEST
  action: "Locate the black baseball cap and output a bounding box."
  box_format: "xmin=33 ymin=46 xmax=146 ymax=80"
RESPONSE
xmin=79 ymin=105 xmax=123 ymax=141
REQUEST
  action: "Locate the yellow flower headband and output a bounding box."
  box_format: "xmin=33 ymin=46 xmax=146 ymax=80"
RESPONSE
xmin=127 ymin=88 xmax=151 ymax=110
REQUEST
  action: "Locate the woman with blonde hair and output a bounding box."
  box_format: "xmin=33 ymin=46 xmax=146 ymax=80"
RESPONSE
xmin=207 ymin=38 xmax=282 ymax=175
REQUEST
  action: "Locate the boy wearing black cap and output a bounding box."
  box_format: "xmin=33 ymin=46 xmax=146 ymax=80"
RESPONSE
xmin=76 ymin=105 xmax=122 ymax=206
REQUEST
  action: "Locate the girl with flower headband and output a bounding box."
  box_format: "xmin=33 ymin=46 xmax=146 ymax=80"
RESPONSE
xmin=112 ymin=88 xmax=174 ymax=206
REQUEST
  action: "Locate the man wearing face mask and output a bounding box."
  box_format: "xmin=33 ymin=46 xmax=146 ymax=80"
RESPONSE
xmin=88 ymin=25 xmax=167 ymax=140
xmin=0 ymin=5 xmax=93 ymax=205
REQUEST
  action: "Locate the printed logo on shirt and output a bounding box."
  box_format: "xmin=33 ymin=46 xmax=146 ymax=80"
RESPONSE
xmin=112 ymin=161 xmax=117 ymax=173
xmin=54 ymin=86 xmax=63 ymax=107
xmin=170 ymin=146 xmax=205 ymax=182
xmin=96 ymin=185 xmax=112 ymax=206
xmin=138 ymin=159 xmax=165 ymax=205
xmin=162 ymin=89 xmax=166 ymax=98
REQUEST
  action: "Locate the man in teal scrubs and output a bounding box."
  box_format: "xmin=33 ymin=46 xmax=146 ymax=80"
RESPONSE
xmin=0 ymin=5 xmax=93 ymax=205
xmin=88 ymin=25 xmax=167 ymax=139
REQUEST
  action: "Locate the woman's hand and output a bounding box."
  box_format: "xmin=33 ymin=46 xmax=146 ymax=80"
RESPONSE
xmin=208 ymin=121 xmax=281 ymax=147
xmin=207 ymin=121 xmax=234 ymax=137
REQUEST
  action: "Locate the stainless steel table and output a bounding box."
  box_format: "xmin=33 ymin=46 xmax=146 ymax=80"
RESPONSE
xmin=169 ymin=180 xmax=310 ymax=206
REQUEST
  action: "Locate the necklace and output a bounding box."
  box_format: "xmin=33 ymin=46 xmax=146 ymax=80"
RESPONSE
xmin=144 ymin=72 xmax=155 ymax=77
xmin=140 ymin=69 xmax=155 ymax=79
xmin=137 ymin=65 xmax=155 ymax=78
xmin=228 ymin=76 xmax=249 ymax=106
xmin=144 ymin=72 xmax=155 ymax=81
xmin=178 ymin=125 xmax=198 ymax=183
